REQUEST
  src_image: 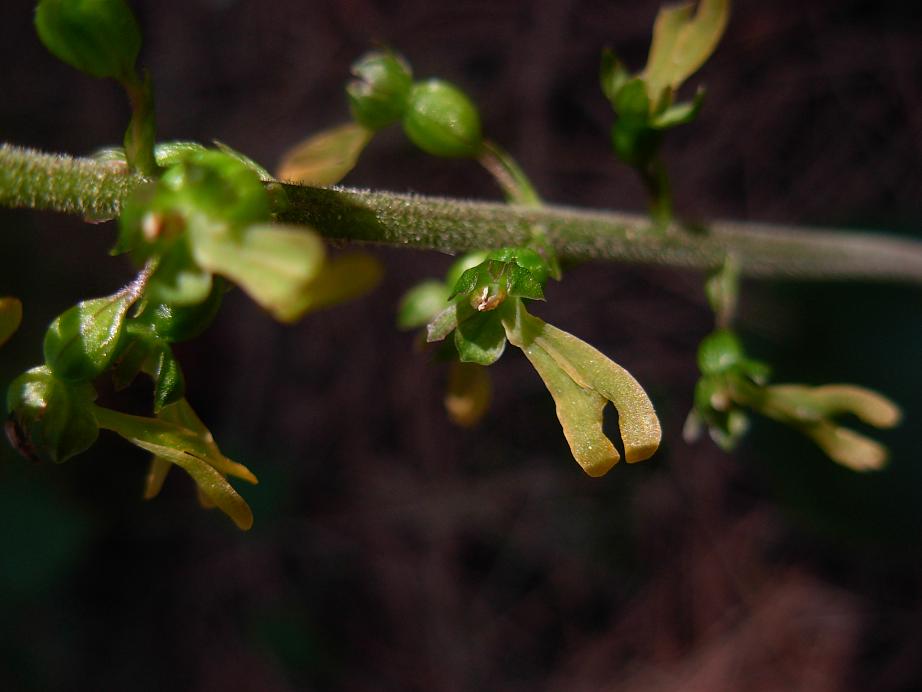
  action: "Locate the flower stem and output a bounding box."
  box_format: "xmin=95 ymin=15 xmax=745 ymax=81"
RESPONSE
xmin=4 ymin=143 xmax=922 ymax=284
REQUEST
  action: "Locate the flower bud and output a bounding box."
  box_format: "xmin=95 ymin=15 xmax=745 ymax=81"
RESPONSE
xmin=347 ymin=51 xmax=413 ymax=131
xmin=403 ymin=80 xmax=483 ymax=158
xmin=35 ymin=0 xmax=141 ymax=80
xmin=44 ymin=291 xmax=136 ymax=382
xmin=697 ymin=329 xmax=743 ymax=376
xmin=6 ymin=366 xmax=99 ymax=463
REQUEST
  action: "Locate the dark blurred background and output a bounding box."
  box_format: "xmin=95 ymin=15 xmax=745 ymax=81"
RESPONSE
xmin=1 ymin=1 xmax=921 ymax=690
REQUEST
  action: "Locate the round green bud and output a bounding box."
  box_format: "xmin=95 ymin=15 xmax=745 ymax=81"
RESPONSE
xmin=35 ymin=0 xmax=141 ymax=80
xmin=697 ymin=329 xmax=743 ymax=376
xmin=44 ymin=292 xmax=136 ymax=382
xmin=347 ymin=51 xmax=413 ymax=131
xmin=403 ymin=79 xmax=483 ymax=158
xmin=6 ymin=366 xmax=99 ymax=463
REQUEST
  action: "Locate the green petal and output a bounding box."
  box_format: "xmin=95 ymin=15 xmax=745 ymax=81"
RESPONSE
xmin=94 ymin=403 xmax=257 ymax=529
xmin=642 ymin=0 xmax=730 ymax=101
xmin=194 ymin=223 xmax=326 ymax=321
xmin=276 ymin=123 xmax=373 ymax=186
xmin=528 ymin=319 xmax=661 ymax=463
xmin=801 ymin=420 xmax=890 ymax=472
xmin=516 ymin=333 xmax=619 ymax=476
xmin=761 ymin=383 xmax=901 ymax=429
xmin=158 ymin=399 xmax=258 ymax=484
xmin=801 ymin=384 xmax=901 ymax=428
xmin=444 ymin=360 xmax=491 ymax=428
xmin=503 ymin=301 xmax=661 ymax=473
xmin=0 ymin=296 xmax=23 ymax=348
xmin=454 ymin=312 xmax=506 ymax=366
xmin=142 ymin=457 xmax=172 ymax=499
xmin=278 ymin=253 xmax=383 ymax=322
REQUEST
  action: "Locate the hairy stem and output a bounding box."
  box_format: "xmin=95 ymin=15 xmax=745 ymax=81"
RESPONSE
xmin=3 ymin=143 xmax=922 ymax=284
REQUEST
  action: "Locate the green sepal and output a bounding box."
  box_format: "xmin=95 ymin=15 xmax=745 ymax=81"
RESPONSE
xmin=450 ymin=258 xmax=545 ymax=308
xmin=347 ymin=50 xmax=413 ymax=131
xmin=0 ymin=297 xmax=23 ymax=348
xmin=35 ymin=0 xmax=141 ymax=80
xmin=600 ymin=48 xmax=631 ymax=106
xmin=650 ymin=87 xmax=705 ymax=129
xmin=146 ymin=240 xmax=214 ymax=306
xmin=6 ymin=366 xmax=99 ymax=463
xmin=212 ymin=140 xmax=273 ymax=181
xmin=397 ymin=280 xmax=451 ymax=330
xmin=487 ymin=247 xmax=552 ymax=286
xmin=44 ymin=290 xmax=137 ymax=382
xmin=403 ymin=79 xmax=483 ymax=158
xmin=110 ymin=328 xmax=156 ymax=391
xmin=154 ymin=141 xmax=208 ymax=167
xmin=444 ymin=251 xmax=490 ymax=290
xmin=276 ymin=123 xmax=374 ymax=186
xmin=147 ymin=342 xmax=185 ymax=413
xmin=426 ymin=298 xmax=476 ymax=343
xmin=134 ymin=277 xmax=225 ymax=343
xmin=454 ymin=311 xmax=507 ymax=366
